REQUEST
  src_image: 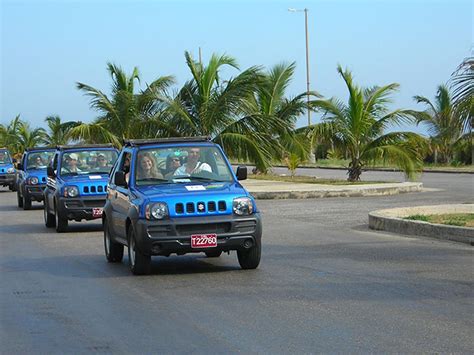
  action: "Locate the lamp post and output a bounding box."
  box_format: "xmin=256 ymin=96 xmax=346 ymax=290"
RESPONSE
xmin=289 ymin=7 xmax=315 ymax=162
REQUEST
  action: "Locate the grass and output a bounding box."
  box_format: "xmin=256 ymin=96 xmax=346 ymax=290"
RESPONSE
xmin=405 ymin=213 xmax=474 ymax=227
xmin=249 ymin=173 xmax=388 ymax=185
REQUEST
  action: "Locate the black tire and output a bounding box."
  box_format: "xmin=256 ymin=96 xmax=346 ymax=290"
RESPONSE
xmin=23 ymin=194 xmax=32 ymax=210
xmin=44 ymin=199 xmax=56 ymax=228
xmin=237 ymin=242 xmax=261 ymax=270
xmin=128 ymin=227 xmax=151 ymax=275
xmin=205 ymin=250 xmax=222 ymax=258
xmin=17 ymin=190 xmax=23 ymax=208
xmin=55 ymin=203 xmax=68 ymax=233
xmin=104 ymin=218 xmax=124 ymax=263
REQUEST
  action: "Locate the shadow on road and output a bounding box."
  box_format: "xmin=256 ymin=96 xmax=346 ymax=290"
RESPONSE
xmin=1 ymin=253 xmax=241 ymax=279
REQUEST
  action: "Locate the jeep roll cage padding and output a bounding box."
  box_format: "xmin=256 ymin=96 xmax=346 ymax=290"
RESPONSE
xmin=123 ymin=136 xmax=211 ymax=147
xmin=25 ymin=147 xmax=56 ymax=152
xmin=56 ymin=143 xmax=115 ymax=150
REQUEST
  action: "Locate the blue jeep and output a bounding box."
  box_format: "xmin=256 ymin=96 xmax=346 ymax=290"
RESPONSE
xmin=0 ymin=148 xmax=17 ymax=191
xmin=43 ymin=144 xmax=118 ymax=232
xmin=103 ymin=137 xmax=262 ymax=275
xmin=16 ymin=147 xmax=56 ymax=209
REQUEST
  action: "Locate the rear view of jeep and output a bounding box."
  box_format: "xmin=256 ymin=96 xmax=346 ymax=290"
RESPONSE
xmin=103 ymin=137 xmax=262 ymax=275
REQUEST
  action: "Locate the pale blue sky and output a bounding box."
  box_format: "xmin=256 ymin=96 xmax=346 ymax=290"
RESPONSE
xmin=1 ymin=0 xmax=472 ymax=134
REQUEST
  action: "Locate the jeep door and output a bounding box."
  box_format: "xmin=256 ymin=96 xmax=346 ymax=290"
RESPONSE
xmin=109 ymin=150 xmax=132 ymax=241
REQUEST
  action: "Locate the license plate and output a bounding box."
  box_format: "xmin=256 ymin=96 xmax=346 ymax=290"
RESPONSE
xmin=92 ymin=208 xmax=103 ymax=218
xmin=191 ymin=234 xmax=217 ymax=248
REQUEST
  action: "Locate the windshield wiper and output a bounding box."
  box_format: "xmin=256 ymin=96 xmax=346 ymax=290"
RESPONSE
xmin=188 ymin=176 xmax=228 ymax=182
xmin=138 ymin=177 xmax=169 ymax=183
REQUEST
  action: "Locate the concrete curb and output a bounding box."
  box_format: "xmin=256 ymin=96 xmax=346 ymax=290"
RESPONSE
xmin=247 ymin=182 xmax=423 ymax=200
xmin=369 ymin=204 xmax=474 ymax=245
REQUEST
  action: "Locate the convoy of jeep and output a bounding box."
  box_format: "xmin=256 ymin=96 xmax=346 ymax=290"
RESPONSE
xmin=3 ymin=138 xmax=262 ymax=275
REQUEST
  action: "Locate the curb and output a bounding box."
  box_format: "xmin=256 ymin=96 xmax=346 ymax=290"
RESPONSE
xmin=233 ymin=163 xmax=474 ymax=174
xmin=248 ymin=182 xmax=423 ymax=200
xmin=368 ymin=204 xmax=474 ymax=245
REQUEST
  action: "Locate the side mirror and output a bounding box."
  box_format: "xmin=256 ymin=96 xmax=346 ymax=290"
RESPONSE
xmin=17 ymin=163 xmax=23 ymax=171
xmin=47 ymin=166 xmax=56 ymax=178
xmin=12 ymin=158 xmax=17 ymax=164
xmin=236 ymin=166 xmax=247 ymax=181
xmin=114 ymin=171 xmax=128 ymax=187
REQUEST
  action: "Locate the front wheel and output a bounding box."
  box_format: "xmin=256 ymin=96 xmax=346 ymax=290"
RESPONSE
xmin=17 ymin=190 xmax=23 ymax=208
xmin=55 ymin=203 xmax=68 ymax=233
xmin=23 ymin=194 xmax=32 ymax=210
xmin=44 ymin=199 xmax=56 ymax=228
xmin=237 ymin=242 xmax=261 ymax=270
xmin=104 ymin=218 xmax=124 ymax=262
xmin=128 ymin=227 xmax=151 ymax=275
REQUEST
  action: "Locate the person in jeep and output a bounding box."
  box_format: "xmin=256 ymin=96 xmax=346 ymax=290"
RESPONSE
xmin=62 ymin=153 xmax=82 ymax=174
xmin=137 ymin=152 xmax=163 ymax=180
xmin=173 ymin=147 xmax=212 ymax=176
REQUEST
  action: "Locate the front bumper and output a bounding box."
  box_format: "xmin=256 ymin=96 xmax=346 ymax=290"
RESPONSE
xmin=134 ymin=213 xmax=262 ymax=256
xmin=24 ymin=184 xmax=46 ymax=201
xmin=57 ymin=195 xmax=106 ymax=221
xmin=0 ymin=174 xmax=16 ymax=186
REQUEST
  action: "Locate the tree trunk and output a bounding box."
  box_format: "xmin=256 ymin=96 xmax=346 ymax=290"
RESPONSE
xmin=347 ymin=159 xmax=362 ymax=182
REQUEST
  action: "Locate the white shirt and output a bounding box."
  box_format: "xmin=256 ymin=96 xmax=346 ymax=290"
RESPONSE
xmin=173 ymin=161 xmax=212 ymax=176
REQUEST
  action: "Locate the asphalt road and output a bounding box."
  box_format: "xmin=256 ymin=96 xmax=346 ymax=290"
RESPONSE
xmin=1 ymin=171 xmax=473 ymax=354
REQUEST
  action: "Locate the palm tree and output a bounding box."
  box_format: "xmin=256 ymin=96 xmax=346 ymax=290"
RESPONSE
xmin=15 ymin=122 xmax=47 ymax=153
xmin=310 ymin=65 xmax=424 ymax=181
xmin=413 ymin=85 xmax=465 ymax=164
xmin=0 ymin=114 xmax=23 ymax=153
xmin=158 ymin=52 xmax=310 ymax=171
xmin=240 ymin=62 xmax=314 ymax=171
xmin=450 ymin=55 xmax=473 ymax=131
xmin=71 ymin=62 xmax=174 ymax=144
xmin=43 ymin=115 xmax=79 ymax=146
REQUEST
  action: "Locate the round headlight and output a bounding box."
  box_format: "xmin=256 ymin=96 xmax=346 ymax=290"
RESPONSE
xmin=28 ymin=177 xmax=39 ymax=185
xmin=7 ymin=167 xmax=15 ymax=173
xmin=233 ymin=197 xmax=254 ymax=216
xmin=64 ymin=186 xmax=79 ymax=198
xmin=145 ymin=202 xmax=168 ymax=220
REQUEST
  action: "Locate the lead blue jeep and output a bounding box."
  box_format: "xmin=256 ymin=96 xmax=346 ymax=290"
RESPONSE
xmin=103 ymin=137 xmax=262 ymax=275
xmin=16 ymin=147 xmax=55 ymax=209
xmin=43 ymin=144 xmax=118 ymax=232
xmin=0 ymin=148 xmax=17 ymax=191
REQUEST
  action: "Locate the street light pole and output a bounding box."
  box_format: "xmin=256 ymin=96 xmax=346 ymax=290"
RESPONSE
xmin=304 ymin=8 xmax=311 ymax=127
xmin=289 ymin=7 xmax=315 ymax=162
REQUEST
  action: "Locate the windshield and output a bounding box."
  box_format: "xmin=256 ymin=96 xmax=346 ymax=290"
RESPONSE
xmin=26 ymin=151 xmax=55 ymax=170
xmin=60 ymin=150 xmax=118 ymax=176
xmin=135 ymin=145 xmax=233 ymax=186
xmin=0 ymin=150 xmax=12 ymax=164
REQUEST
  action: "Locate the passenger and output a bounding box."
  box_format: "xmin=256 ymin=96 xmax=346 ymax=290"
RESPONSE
xmin=123 ymin=154 xmax=131 ymax=184
xmin=63 ymin=153 xmax=81 ymax=173
xmin=163 ymin=153 xmax=182 ymax=178
xmin=137 ymin=152 xmax=163 ymax=180
xmin=0 ymin=151 xmax=7 ymax=164
xmin=173 ymin=147 xmax=212 ymax=176
xmin=30 ymin=155 xmax=45 ymax=168
xmin=95 ymin=153 xmax=110 ymax=170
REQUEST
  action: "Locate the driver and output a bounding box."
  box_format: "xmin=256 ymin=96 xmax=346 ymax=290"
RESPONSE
xmin=63 ymin=153 xmax=81 ymax=173
xmin=0 ymin=151 xmax=7 ymax=164
xmin=32 ymin=155 xmax=45 ymax=168
xmin=173 ymin=147 xmax=212 ymax=176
